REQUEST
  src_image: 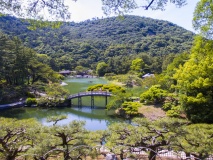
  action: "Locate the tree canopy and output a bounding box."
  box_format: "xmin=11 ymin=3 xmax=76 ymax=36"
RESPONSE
xmin=173 ymin=36 xmax=213 ymax=123
xmin=102 ymin=0 xmax=187 ymax=15
xmin=0 ymin=15 xmax=194 ymax=75
xmin=193 ymin=0 xmax=213 ymax=39
xmin=0 ymin=0 xmax=187 ymax=20
xmin=0 ymin=0 xmax=71 ymax=21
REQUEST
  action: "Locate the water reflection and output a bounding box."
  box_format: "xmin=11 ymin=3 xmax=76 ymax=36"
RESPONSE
xmin=0 ymin=106 xmax=124 ymax=130
xmin=0 ymin=78 xmax=125 ymax=130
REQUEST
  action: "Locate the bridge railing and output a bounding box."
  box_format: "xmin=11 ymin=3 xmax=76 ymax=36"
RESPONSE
xmin=68 ymin=91 xmax=112 ymax=99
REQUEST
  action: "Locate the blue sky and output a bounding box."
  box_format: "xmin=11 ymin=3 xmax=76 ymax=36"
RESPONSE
xmin=66 ymin=0 xmax=199 ymax=32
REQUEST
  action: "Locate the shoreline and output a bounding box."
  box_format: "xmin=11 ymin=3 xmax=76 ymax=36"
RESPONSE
xmin=108 ymin=80 xmax=125 ymax=86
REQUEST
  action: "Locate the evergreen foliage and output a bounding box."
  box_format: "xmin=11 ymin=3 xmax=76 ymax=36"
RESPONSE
xmin=0 ymin=32 xmax=60 ymax=85
xmin=87 ymin=84 xmax=125 ymax=93
xmin=0 ymin=117 xmax=212 ymax=160
xmin=140 ymin=85 xmax=167 ymax=104
xmin=105 ymin=118 xmax=189 ymax=160
xmin=173 ymin=36 xmax=213 ymax=123
xmin=26 ymin=98 xmax=37 ymax=106
xmin=0 ymin=15 xmax=194 ymax=74
xmin=121 ymin=101 xmax=141 ymax=115
xmin=193 ymin=0 xmax=213 ymax=39
xmin=0 ymin=32 xmax=62 ymax=103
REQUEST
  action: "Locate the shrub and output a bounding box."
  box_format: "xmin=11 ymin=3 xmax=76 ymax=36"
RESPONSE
xmin=87 ymin=84 xmax=125 ymax=93
xmin=140 ymin=85 xmax=167 ymax=104
xmin=166 ymin=105 xmax=181 ymax=117
xmin=26 ymin=98 xmax=37 ymax=106
xmin=26 ymin=92 xmax=36 ymax=98
xmin=122 ymin=101 xmax=141 ymax=116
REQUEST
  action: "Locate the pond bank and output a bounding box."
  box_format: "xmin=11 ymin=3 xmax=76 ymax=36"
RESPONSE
xmin=0 ymin=78 xmax=124 ymax=130
xmin=0 ymin=100 xmax=25 ymax=109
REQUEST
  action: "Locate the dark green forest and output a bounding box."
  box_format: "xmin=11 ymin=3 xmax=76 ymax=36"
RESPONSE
xmin=0 ymin=0 xmax=213 ymax=159
xmin=0 ymin=32 xmax=65 ymax=103
xmin=0 ymin=15 xmax=194 ymax=74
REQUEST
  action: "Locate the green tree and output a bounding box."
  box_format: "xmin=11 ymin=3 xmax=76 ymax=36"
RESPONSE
xmin=130 ymin=58 xmax=145 ymax=75
xmin=0 ymin=118 xmax=41 ymax=160
xmin=107 ymin=91 xmax=131 ymax=110
xmin=45 ymin=83 xmax=69 ymax=98
xmin=0 ymin=33 xmax=61 ymax=86
xmin=102 ymin=0 xmax=187 ymax=15
xmin=172 ymin=123 xmax=213 ymax=159
xmin=160 ymin=52 xmax=189 ymax=90
xmin=0 ymin=0 xmax=191 ymax=31
xmin=193 ymin=0 xmax=213 ymax=39
xmin=49 ymin=121 xmax=88 ymax=160
xmin=75 ymin=65 xmax=88 ymax=75
xmin=0 ymin=0 xmax=187 ymax=20
xmin=121 ymin=101 xmax=141 ymax=116
xmin=173 ymin=36 xmax=213 ymax=123
xmin=161 ymin=53 xmax=176 ymax=71
xmin=140 ymin=85 xmax=167 ymax=104
xmin=0 ymin=0 xmax=70 ymax=24
xmin=0 ymin=34 xmax=33 ymax=85
xmin=27 ymin=126 xmax=59 ymax=160
xmin=105 ymin=118 xmax=188 ymax=160
xmin=37 ymin=54 xmax=51 ymax=66
xmin=57 ymin=55 xmax=74 ymax=71
xmin=0 ymin=33 xmax=16 ymax=84
xmin=46 ymin=115 xmax=68 ymax=126
xmin=87 ymin=84 xmax=125 ymax=93
xmin=96 ymin=62 xmax=108 ymax=77
xmin=28 ymin=59 xmax=60 ymax=84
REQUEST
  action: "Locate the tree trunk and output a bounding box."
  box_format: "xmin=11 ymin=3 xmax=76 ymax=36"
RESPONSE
xmin=64 ymin=150 xmax=70 ymax=160
xmin=39 ymin=156 xmax=45 ymax=160
xmin=6 ymin=151 xmax=17 ymax=160
xmin=6 ymin=155 xmax=16 ymax=160
xmin=120 ymin=149 xmax=124 ymax=160
xmin=185 ymin=152 xmax=191 ymax=159
xmin=148 ymin=147 xmax=157 ymax=160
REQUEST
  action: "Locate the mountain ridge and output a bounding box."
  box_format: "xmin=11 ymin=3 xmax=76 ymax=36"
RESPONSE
xmin=0 ymin=15 xmax=195 ymax=73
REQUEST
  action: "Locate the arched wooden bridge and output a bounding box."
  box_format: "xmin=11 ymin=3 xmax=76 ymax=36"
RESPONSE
xmin=67 ymin=91 xmax=112 ymax=108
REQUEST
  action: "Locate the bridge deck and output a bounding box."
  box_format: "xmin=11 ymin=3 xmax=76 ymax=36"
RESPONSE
xmin=68 ymin=91 xmax=112 ymax=100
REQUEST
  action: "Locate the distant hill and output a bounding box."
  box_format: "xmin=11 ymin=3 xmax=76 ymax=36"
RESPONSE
xmin=0 ymin=15 xmax=195 ymax=73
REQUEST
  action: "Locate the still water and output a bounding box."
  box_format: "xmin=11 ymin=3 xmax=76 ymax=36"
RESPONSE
xmin=0 ymin=78 xmax=124 ymax=130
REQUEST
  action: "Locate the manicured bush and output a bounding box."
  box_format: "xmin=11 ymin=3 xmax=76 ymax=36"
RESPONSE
xmin=26 ymin=98 xmax=37 ymax=106
xmin=140 ymin=85 xmax=167 ymax=104
xmin=122 ymin=101 xmax=141 ymax=116
xmin=87 ymin=84 xmax=125 ymax=93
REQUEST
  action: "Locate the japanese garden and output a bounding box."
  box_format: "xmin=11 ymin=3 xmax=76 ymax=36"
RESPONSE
xmin=0 ymin=0 xmax=213 ymax=159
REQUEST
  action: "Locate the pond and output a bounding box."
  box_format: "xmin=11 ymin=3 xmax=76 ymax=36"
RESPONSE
xmin=0 ymin=78 xmax=125 ymax=130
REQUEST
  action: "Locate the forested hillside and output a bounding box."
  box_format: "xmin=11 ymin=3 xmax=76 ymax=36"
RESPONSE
xmin=0 ymin=15 xmax=194 ymax=73
xmin=0 ymin=32 xmax=64 ymax=103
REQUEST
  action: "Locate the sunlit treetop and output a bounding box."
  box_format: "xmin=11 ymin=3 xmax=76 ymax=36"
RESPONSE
xmin=1 ymin=0 xmax=212 ymax=38
xmin=0 ymin=0 xmax=187 ymax=21
xmin=193 ymin=0 xmax=213 ymax=39
xmin=102 ymin=0 xmax=187 ymax=15
xmin=0 ymin=0 xmax=72 ymax=21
